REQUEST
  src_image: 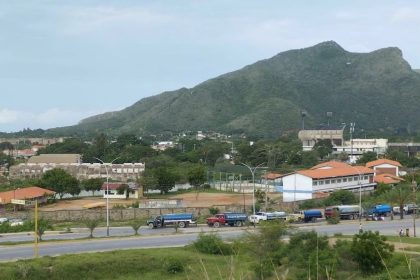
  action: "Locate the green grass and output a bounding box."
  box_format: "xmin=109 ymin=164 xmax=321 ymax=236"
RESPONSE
xmin=145 ymin=187 xmax=235 ymax=199
xmin=0 ymin=247 xmax=253 ymax=280
xmin=51 ymin=219 xmax=147 ymax=231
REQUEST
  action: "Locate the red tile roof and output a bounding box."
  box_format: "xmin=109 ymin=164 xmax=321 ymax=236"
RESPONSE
xmin=0 ymin=187 xmax=55 ymax=204
xmin=366 ymin=159 xmax=402 ymax=168
xmin=297 ymin=166 xmax=373 ymax=179
xmin=262 ymin=173 xmax=283 ymax=180
xmin=311 ymin=161 xmax=351 ymax=170
xmin=374 ymin=174 xmax=404 ymax=184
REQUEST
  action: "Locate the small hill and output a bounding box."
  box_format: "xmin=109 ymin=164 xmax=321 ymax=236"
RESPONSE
xmin=51 ymin=41 xmax=420 ymax=138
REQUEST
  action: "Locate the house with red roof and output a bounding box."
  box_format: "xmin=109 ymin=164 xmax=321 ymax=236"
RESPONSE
xmin=101 ymin=182 xmax=142 ymax=199
xmin=282 ymin=161 xmax=375 ymax=202
xmin=0 ymin=186 xmax=55 ymax=208
xmin=366 ymin=159 xmax=402 ymax=177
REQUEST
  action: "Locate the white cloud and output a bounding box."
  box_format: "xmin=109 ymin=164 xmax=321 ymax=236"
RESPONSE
xmin=60 ymin=6 xmax=173 ymax=35
xmin=0 ymin=107 xmax=117 ymax=132
xmin=0 ymin=108 xmax=19 ymax=124
xmin=391 ymin=7 xmax=420 ymax=23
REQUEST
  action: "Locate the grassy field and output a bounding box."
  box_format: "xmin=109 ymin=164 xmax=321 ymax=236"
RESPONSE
xmin=0 ymin=247 xmax=254 ymax=280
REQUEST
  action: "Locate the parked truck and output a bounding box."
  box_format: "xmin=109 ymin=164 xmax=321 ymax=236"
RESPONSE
xmin=325 ymin=205 xmax=362 ymax=220
xmin=147 ymin=213 xmax=196 ymax=229
xmin=367 ymin=204 xmax=392 ymax=217
xmin=297 ymin=209 xmax=323 ymax=222
xmin=248 ymin=211 xmax=287 ymax=224
xmin=207 ymin=212 xmax=247 ymax=227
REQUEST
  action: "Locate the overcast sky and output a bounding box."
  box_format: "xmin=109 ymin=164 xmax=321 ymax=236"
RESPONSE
xmin=1 ymin=0 xmax=420 ymax=132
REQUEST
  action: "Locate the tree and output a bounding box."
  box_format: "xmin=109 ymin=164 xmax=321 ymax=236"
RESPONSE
xmin=385 ymin=184 xmax=412 ymax=219
xmin=350 ymin=231 xmax=394 ymax=275
xmin=117 ymin=184 xmax=130 ymax=199
xmin=313 ymin=139 xmax=333 ymax=160
xmin=84 ymin=219 xmax=100 ymax=238
xmin=139 ymin=170 xmax=158 ymax=194
xmin=81 ymin=178 xmax=104 ymax=196
xmin=356 ymin=151 xmax=377 ymax=164
xmin=324 ymin=189 xmax=356 ymax=206
xmin=153 ymin=167 xmax=179 ymax=194
xmin=39 ymin=168 xmax=79 ymax=199
xmin=301 ymin=151 xmax=319 ymax=167
xmin=36 ymin=219 xmax=52 ymax=242
xmin=243 ymin=221 xmax=287 ymax=279
xmin=130 ymin=220 xmax=143 ymax=235
xmin=187 ymin=165 xmax=206 ymax=188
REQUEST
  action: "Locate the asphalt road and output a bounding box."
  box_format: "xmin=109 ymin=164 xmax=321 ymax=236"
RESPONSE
xmin=0 ymin=230 xmax=244 ymax=261
xmin=1 ymin=217 xmax=419 ymax=262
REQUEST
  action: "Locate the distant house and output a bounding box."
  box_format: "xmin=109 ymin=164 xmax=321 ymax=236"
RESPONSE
xmin=101 ymin=182 xmax=142 ymax=199
xmin=366 ymin=159 xmax=402 ymax=177
xmin=282 ymin=161 xmax=375 ymax=202
xmin=0 ymin=186 xmax=55 ymax=208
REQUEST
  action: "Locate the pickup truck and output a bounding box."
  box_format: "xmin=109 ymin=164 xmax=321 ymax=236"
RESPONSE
xmin=147 ymin=213 xmax=196 ymax=229
xmin=248 ymin=211 xmax=287 ymax=224
xmin=207 ymin=212 xmax=247 ymax=227
xmin=297 ymin=210 xmax=322 ymax=223
xmin=393 ymin=204 xmax=418 ymax=215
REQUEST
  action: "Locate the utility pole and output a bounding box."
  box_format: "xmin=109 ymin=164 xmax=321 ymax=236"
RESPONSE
xmin=350 ymin=122 xmax=355 ymax=163
xmin=34 ymin=199 xmax=39 ymax=258
xmin=413 ymin=176 xmax=417 ymax=237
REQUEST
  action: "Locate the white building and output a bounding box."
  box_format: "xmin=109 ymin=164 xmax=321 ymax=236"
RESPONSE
xmin=102 ymin=182 xmax=142 ymax=199
xmin=282 ymin=161 xmax=375 ymax=202
xmin=335 ymin=138 xmax=388 ymax=163
xmin=366 ymin=159 xmax=402 ymax=177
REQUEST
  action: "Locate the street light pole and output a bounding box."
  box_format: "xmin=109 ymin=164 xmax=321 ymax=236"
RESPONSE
xmin=94 ymin=157 xmax=119 ymax=237
xmin=240 ymin=162 xmax=264 ymax=215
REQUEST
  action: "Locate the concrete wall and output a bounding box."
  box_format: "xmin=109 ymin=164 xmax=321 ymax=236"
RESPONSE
xmin=5 ymin=205 xmax=244 ymax=222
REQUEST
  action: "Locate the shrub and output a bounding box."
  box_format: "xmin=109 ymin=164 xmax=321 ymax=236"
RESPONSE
xmin=350 ymin=231 xmax=394 ymax=275
xmin=327 ymin=209 xmax=340 ymax=224
xmin=192 ymin=233 xmax=233 ymax=255
xmin=163 ymin=257 xmax=184 ymax=274
xmin=209 ymin=207 xmax=219 ymax=215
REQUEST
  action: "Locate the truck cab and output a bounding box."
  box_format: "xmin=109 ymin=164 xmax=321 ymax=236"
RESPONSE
xmin=207 ymin=213 xmax=247 ymax=227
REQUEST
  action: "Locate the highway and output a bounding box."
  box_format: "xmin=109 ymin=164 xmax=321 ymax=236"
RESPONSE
xmin=0 ymin=217 xmax=418 ymax=262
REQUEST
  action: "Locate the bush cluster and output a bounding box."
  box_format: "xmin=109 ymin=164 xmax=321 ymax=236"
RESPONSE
xmin=192 ymin=233 xmax=233 ymax=255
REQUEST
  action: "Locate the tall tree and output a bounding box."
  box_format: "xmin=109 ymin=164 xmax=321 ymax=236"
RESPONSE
xmin=385 ymin=184 xmax=412 ymax=219
xmin=81 ymin=178 xmax=104 ymax=196
xmin=39 ymin=168 xmax=79 ymax=199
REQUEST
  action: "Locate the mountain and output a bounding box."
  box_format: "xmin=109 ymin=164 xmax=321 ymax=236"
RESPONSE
xmin=51 ymin=41 xmax=420 ymax=138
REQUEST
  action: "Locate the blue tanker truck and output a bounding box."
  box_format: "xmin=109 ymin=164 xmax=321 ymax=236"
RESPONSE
xmin=147 ymin=213 xmax=196 ymax=229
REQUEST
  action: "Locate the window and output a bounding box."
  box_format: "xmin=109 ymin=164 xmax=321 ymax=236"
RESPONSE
xmin=325 ymin=180 xmax=330 ymax=184
xmin=348 ymin=177 xmax=353 ymax=182
xmin=313 ymin=181 xmax=318 ymax=186
xmin=364 ymin=176 xmax=368 ymax=180
xmin=343 ymin=178 xmax=347 ymax=182
xmin=337 ymin=179 xmax=342 ymax=183
xmin=331 ymin=179 xmax=336 ymax=184
xmin=354 ymin=176 xmax=358 ymax=181
xmin=318 ymin=180 xmax=324 ymax=185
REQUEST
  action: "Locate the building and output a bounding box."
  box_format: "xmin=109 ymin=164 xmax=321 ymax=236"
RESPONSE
xmin=261 ymin=173 xmax=284 ymax=192
xmin=282 ymin=161 xmax=375 ymax=202
xmin=334 ymin=138 xmax=388 ymax=163
xmin=9 ymin=154 xmax=145 ymax=182
xmin=388 ymin=142 xmax=420 ymax=157
xmin=298 ymin=129 xmax=344 ymax=151
xmin=366 ymin=159 xmax=402 ymax=177
xmin=28 ymin=154 xmax=82 ymax=164
xmin=151 ymin=141 xmax=174 ymax=151
xmin=374 ymin=174 xmax=404 ymax=185
xmin=101 ymin=182 xmax=142 ymax=199
xmin=0 ymin=137 xmax=65 ymax=145
xmin=0 ymin=186 xmax=55 ymax=208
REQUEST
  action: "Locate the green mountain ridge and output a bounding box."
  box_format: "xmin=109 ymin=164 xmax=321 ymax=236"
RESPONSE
xmin=51 ymin=41 xmax=420 ymax=138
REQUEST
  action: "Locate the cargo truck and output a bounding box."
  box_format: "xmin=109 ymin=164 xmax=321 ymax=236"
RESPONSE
xmin=248 ymin=211 xmax=287 ymax=224
xmin=207 ymin=212 xmax=247 ymax=227
xmin=325 ymin=205 xmax=362 ymax=220
xmin=147 ymin=213 xmax=196 ymax=229
xmin=297 ymin=209 xmax=322 ymax=222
